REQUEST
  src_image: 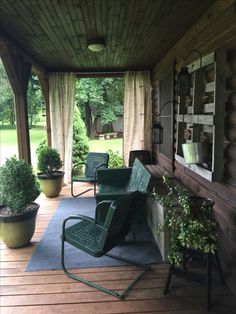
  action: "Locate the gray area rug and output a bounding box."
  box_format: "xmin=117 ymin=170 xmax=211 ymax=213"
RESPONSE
xmin=25 ymin=197 xmax=162 ymax=271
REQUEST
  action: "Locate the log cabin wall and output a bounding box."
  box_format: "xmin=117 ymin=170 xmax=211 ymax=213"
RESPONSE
xmin=151 ymin=1 xmax=236 ymax=294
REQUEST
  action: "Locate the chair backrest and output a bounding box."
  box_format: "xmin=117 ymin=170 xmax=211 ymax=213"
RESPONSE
xmin=129 ymin=150 xmax=151 ymax=167
xmin=85 ymin=152 xmax=109 ymax=178
xmin=99 ymin=191 xmax=140 ymax=253
xmin=127 ymin=158 xmax=151 ymax=192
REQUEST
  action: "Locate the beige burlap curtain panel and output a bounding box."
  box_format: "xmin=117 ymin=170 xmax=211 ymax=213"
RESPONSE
xmin=49 ymin=72 xmax=76 ymax=183
xmin=123 ymin=71 xmax=152 ymax=166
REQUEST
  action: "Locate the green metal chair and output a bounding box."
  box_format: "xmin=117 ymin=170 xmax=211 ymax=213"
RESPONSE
xmin=61 ymin=191 xmax=151 ymax=299
xmin=71 ymin=152 xmax=109 ymax=197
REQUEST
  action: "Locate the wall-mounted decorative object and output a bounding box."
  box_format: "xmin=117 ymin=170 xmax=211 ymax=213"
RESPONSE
xmin=182 ymin=142 xmax=210 ymax=164
xmin=175 ymin=50 xmax=226 ymax=182
xmin=152 ymin=100 xmax=175 ymax=145
xmin=152 ymin=122 xmax=163 ymax=144
xmin=177 ymin=49 xmax=202 ymax=97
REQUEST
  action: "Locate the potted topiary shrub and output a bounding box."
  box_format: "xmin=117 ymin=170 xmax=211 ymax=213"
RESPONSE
xmin=151 ymin=176 xmax=218 ymax=265
xmin=37 ymin=146 xmax=64 ymax=197
xmin=0 ymin=157 xmax=40 ymax=248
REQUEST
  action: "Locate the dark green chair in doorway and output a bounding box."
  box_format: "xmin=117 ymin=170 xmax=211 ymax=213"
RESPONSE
xmin=61 ymin=191 xmax=151 ymax=299
xmin=71 ymin=152 xmax=109 ymax=197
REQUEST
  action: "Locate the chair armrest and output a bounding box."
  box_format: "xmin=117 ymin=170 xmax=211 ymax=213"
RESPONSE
xmin=96 ymin=200 xmax=114 ymax=207
xmin=95 ymin=200 xmax=114 ymax=223
xmin=96 ymin=163 xmax=108 ymax=170
xmin=62 ymin=214 xmax=95 ymax=227
xmin=94 ymin=163 xmax=109 ymax=179
xmin=96 ymin=167 xmax=132 ymax=186
xmin=71 ymin=162 xmax=86 ymax=175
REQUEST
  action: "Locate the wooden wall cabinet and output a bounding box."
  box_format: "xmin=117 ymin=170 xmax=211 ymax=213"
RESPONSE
xmin=175 ymin=50 xmax=226 ymax=181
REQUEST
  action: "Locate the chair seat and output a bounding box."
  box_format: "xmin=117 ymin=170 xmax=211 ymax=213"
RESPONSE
xmin=64 ymin=220 xmax=104 ymax=257
xmin=72 ymin=176 xmax=96 ymax=183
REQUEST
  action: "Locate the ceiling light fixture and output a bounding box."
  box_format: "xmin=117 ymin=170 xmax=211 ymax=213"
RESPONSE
xmin=88 ymin=39 xmax=105 ymax=52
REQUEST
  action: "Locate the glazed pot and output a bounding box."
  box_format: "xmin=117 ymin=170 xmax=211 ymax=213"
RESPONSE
xmin=38 ymin=171 xmax=64 ymax=197
xmin=0 ymin=202 xmax=39 ymax=248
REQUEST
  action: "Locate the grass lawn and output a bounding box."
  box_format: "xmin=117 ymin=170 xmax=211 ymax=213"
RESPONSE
xmin=89 ymin=138 xmax=122 ymax=153
xmin=0 ymin=126 xmax=123 ymax=166
xmin=0 ymin=126 xmax=46 ymax=146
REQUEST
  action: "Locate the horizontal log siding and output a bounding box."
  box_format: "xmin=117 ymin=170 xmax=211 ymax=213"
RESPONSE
xmin=151 ymin=0 xmax=236 ymax=295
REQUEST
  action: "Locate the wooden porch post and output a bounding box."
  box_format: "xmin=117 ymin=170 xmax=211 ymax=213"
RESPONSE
xmin=37 ymin=73 xmax=52 ymax=146
xmin=1 ymin=45 xmax=32 ymax=163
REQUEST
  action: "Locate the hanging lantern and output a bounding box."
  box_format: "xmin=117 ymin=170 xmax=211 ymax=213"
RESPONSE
xmin=177 ymin=66 xmax=192 ymax=97
xmin=152 ymin=122 xmax=163 ymax=144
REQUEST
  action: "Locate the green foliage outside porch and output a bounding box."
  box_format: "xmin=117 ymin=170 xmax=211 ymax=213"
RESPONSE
xmin=0 ymin=126 xmax=122 ymax=167
xmin=0 ymin=60 xmax=124 ymax=168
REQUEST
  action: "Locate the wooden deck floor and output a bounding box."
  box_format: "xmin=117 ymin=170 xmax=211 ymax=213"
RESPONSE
xmin=1 ymin=184 xmax=235 ymax=314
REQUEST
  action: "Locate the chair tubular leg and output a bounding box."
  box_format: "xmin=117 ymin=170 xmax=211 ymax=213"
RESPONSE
xmin=164 ymin=263 xmax=174 ymax=295
xmin=93 ymin=182 xmax=97 ymax=196
xmin=61 ymin=238 xmax=151 ymax=299
xmin=105 ymin=253 xmax=151 ymax=298
xmin=215 ymin=251 xmax=224 ymax=284
xmin=71 ymin=180 xmax=92 ymax=198
xmin=207 ymin=253 xmax=212 ymax=311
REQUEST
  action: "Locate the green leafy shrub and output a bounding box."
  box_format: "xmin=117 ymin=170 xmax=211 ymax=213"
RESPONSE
xmin=37 ymin=146 xmax=63 ymax=176
xmin=107 ymin=149 xmax=123 ymax=168
xmin=151 ymin=176 xmax=218 ymax=265
xmin=73 ymin=106 xmax=89 ymax=174
xmin=35 ymin=107 xmax=89 ymax=175
xmin=36 ymin=137 xmax=47 ymax=156
xmin=0 ymin=157 xmax=40 ymax=213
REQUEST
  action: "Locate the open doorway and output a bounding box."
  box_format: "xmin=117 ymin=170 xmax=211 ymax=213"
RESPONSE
xmin=74 ymin=77 xmax=124 ymax=167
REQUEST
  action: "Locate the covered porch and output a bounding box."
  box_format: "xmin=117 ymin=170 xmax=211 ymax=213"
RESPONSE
xmin=1 ymin=184 xmax=235 ymax=314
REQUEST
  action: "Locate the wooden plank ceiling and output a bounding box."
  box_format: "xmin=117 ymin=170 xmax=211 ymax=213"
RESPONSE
xmin=0 ymin=0 xmax=214 ymax=72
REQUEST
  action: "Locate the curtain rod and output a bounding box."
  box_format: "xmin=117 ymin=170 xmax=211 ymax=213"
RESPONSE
xmin=76 ymin=71 xmax=125 ymax=77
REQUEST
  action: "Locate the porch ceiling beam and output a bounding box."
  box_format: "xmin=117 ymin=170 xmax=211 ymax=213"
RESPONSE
xmin=1 ymin=44 xmax=32 ymax=163
xmin=0 ymin=29 xmax=47 ymax=76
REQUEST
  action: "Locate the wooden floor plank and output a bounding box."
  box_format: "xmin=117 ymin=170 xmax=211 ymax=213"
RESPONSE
xmin=1 ymin=264 xmax=164 ymax=277
xmin=0 ymin=183 xmax=235 ymax=314
xmin=1 ymin=282 xmax=229 ymax=297
xmin=1 ymin=297 xmax=236 ymax=314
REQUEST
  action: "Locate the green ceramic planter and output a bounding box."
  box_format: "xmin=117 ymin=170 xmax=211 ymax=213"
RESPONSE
xmin=38 ymin=171 xmax=64 ymax=198
xmin=0 ymin=203 xmax=39 ymax=248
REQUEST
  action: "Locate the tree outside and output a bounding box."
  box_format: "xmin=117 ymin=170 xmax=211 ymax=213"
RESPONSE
xmin=0 ymin=60 xmax=14 ymax=126
xmin=72 ymin=105 xmax=89 ymax=173
xmin=0 ymin=59 xmax=124 ymax=166
xmin=75 ymin=77 xmax=124 ymax=138
xmin=27 ymin=75 xmax=45 ymax=128
xmin=0 ymin=59 xmax=46 ymax=165
xmin=0 ymin=60 xmax=45 ymax=128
